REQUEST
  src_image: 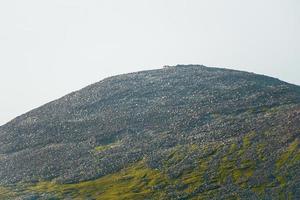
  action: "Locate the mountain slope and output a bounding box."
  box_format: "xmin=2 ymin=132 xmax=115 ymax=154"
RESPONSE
xmin=0 ymin=65 xmax=300 ymax=199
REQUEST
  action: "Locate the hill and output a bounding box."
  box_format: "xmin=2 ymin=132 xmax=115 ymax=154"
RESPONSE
xmin=0 ymin=65 xmax=300 ymax=199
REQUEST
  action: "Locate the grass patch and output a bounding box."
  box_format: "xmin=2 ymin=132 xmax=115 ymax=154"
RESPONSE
xmin=29 ymin=144 xmax=216 ymax=199
xmin=93 ymin=141 xmax=120 ymax=153
xmin=29 ymin=161 xmax=172 ymax=200
xmin=214 ymin=133 xmax=257 ymax=188
xmin=276 ymin=138 xmax=300 ymax=170
xmin=0 ymin=186 xmax=16 ymax=199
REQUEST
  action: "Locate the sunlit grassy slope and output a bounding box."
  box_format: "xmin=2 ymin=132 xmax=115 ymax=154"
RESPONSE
xmin=2 ymin=131 xmax=299 ymax=200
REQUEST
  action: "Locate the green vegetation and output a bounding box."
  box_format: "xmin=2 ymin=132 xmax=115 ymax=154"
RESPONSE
xmin=93 ymin=141 xmax=120 ymax=153
xmin=30 ymin=161 xmax=170 ymax=200
xmin=0 ymin=186 xmax=16 ymax=199
xmin=256 ymin=143 xmax=266 ymax=161
xmin=94 ymin=145 xmax=110 ymax=152
xmin=27 ymin=144 xmax=218 ymax=199
xmin=216 ymin=132 xmax=256 ymax=186
xmin=181 ymin=156 xmax=210 ymax=194
xmin=3 ymin=134 xmax=300 ymax=199
xmin=276 ymin=138 xmax=300 ymax=170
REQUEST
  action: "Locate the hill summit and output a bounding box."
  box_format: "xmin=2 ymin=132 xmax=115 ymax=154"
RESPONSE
xmin=0 ymin=65 xmax=300 ymax=199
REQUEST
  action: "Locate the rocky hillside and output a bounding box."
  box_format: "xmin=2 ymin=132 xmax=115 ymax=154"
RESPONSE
xmin=0 ymin=65 xmax=300 ymax=199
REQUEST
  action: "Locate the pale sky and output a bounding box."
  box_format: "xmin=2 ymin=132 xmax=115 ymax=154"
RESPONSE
xmin=0 ymin=0 xmax=299 ymax=125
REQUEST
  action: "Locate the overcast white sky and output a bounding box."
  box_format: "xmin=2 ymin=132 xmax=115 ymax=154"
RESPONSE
xmin=0 ymin=0 xmax=299 ymax=125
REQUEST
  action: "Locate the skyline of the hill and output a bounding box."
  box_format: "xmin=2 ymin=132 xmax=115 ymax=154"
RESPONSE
xmin=0 ymin=0 xmax=299 ymax=125
xmin=0 ymin=65 xmax=299 ymax=126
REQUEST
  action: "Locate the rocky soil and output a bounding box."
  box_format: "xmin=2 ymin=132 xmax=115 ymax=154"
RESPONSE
xmin=0 ymin=65 xmax=299 ymax=199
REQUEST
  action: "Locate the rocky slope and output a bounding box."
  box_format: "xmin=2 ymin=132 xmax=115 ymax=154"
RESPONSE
xmin=0 ymin=65 xmax=299 ymax=199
